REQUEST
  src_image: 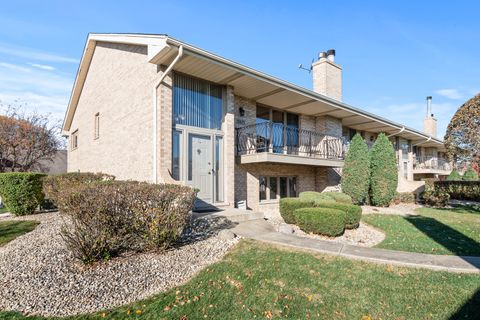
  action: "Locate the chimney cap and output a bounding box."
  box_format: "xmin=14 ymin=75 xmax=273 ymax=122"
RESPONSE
xmin=426 ymin=96 xmax=432 ymax=100
xmin=319 ymin=51 xmax=327 ymax=59
xmin=326 ymin=49 xmax=336 ymax=56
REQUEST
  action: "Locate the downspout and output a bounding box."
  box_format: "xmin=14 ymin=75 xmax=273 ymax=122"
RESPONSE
xmin=387 ymin=126 xmax=404 ymax=137
xmin=153 ymin=45 xmax=183 ymax=183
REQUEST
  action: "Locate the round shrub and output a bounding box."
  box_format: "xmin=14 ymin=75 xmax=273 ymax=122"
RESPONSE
xmin=369 ymin=133 xmax=398 ymax=207
xmin=315 ymin=202 xmax=362 ymax=229
xmin=279 ymin=198 xmax=315 ymax=224
xmin=299 ymin=191 xmax=334 ymax=203
xmin=422 ymin=189 xmax=450 ymax=207
xmin=0 ymin=172 xmax=46 ymax=216
xmin=322 ymin=192 xmax=353 ymax=204
xmin=341 ymin=133 xmax=370 ymax=204
xmin=293 ymin=207 xmax=345 ymax=236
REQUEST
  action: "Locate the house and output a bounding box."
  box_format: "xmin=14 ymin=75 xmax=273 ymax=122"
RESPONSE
xmin=63 ymin=33 xmax=451 ymax=215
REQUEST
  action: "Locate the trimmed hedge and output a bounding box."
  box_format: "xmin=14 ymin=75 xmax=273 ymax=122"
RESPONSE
xmin=422 ymin=189 xmax=450 ymax=207
xmin=279 ymin=198 xmax=315 ymax=224
xmin=315 ymin=202 xmax=362 ymax=229
xmin=341 ymin=133 xmax=370 ymax=204
xmin=60 ymin=180 xmax=197 ymax=263
xmin=369 ymin=133 xmax=398 ymax=206
xmin=391 ymin=192 xmax=416 ymax=205
xmin=322 ymin=192 xmax=353 ymax=204
xmin=43 ymin=172 xmax=115 ymax=211
xmin=434 ymin=181 xmax=480 ymax=201
xmin=293 ymin=207 xmax=345 ymax=236
xmin=0 ymin=172 xmax=46 ymax=216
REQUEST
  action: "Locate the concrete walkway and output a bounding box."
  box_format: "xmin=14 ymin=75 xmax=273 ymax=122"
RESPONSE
xmin=231 ymin=219 xmax=480 ymax=273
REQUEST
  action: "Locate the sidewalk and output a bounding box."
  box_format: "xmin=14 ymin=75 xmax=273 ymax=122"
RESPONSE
xmin=231 ymin=219 xmax=480 ymax=273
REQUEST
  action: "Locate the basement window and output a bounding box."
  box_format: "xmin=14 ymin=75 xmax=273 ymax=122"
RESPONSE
xmin=259 ymin=176 xmax=297 ymax=202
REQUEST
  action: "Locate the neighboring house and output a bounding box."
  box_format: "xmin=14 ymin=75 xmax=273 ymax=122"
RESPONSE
xmin=32 ymin=150 xmax=68 ymax=175
xmin=63 ymin=33 xmax=450 ymax=215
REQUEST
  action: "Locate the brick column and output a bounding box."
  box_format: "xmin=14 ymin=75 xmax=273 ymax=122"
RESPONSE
xmin=223 ymin=86 xmax=235 ymax=207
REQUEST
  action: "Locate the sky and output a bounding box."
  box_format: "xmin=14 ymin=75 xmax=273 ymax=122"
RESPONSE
xmin=0 ymin=0 xmax=479 ymax=138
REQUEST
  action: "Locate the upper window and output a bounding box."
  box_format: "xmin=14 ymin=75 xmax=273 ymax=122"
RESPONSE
xmin=173 ymin=73 xmax=224 ymax=130
xmin=94 ymin=113 xmax=100 ymax=139
xmin=71 ymin=130 xmax=78 ymax=150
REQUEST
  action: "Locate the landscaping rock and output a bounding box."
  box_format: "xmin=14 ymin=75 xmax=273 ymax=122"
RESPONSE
xmin=0 ymin=212 xmax=239 ymax=317
xmin=278 ymin=223 xmax=294 ymax=234
xmin=218 ymin=229 xmax=236 ymax=240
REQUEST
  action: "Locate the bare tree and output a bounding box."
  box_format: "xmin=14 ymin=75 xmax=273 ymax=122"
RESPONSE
xmin=0 ymin=102 xmax=64 ymax=172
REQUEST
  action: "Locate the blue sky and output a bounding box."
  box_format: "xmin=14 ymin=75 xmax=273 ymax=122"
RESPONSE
xmin=0 ymin=0 xmax=479 ymax=138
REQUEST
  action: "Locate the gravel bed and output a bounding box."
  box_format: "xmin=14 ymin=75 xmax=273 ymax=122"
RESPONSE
xmin=0 ymin=212 xmax=238 ymax=317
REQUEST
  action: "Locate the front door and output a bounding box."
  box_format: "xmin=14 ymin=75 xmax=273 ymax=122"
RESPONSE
xmin=189 ymin=134 xmax=213 ymax=203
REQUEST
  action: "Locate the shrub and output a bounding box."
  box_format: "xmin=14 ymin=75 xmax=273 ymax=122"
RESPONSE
xmin=422 ymin=189 xmax=450 ymax=207
xmin=341 ymin=133 xmax=370 ymax=204
xmin=447 ymin=169 xmax=462 ymax=181
xmin=293 ymin=207 xmax=345 ymax=236
xmin=43 ymin=172 xmax=115 ymax=210
xmin=0 ymin=172 xmax=46 ymax=216
xmin=369 ymin=133 xmax=398 ymax=206
xmin=279 ymin=198 xmax=315 ymax=224
xmin=299 ymin=191 xmax=334 ymax=203
xmin=463 ymin=167 xmax=479 ymax=181
xmin=60 ymin=181 xmax=196 ymax=263
xmin=322 ymin=192 xmax=353 ymax=204
xmin=391 ymin=192 xmax=416 ymax=205
xmin=315 ymin=201 xmax=362 ymax=229
xmin=434 ymin=181 xmax=480 ymax=201
xmin=423 ymin=178 xmax=438 ymax=191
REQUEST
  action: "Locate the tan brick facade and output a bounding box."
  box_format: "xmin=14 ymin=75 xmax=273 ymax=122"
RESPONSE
xmin=68 ymin=42 xmax=159 ymax=181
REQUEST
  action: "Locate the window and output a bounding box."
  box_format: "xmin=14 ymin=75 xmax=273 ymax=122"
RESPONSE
xmin=172 ymin=130 xmax=182 ymax=180
xmin=71 ymin=130 xmax=78 ymax=150
xmin=94 ymin=113 xmax=100 ymax=139
xmin=259 ymin=176 xmax=297 ymax=201
xmin=173 ymin=73 xmax=224 ymax=130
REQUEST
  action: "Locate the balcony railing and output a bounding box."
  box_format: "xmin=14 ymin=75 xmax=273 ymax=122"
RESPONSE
xmin=414 ymin=156 xmax=452 ymax=171
xmin=235 ymin=122 xmax=346 ymax=160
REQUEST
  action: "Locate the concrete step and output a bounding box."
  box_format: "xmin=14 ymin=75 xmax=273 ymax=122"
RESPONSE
xmin=192 ymin=208 xmax=264 ymax=223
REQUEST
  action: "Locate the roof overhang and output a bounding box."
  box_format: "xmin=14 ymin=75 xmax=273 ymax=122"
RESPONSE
xmin=63 ymin=33 xmax=445 ymax=151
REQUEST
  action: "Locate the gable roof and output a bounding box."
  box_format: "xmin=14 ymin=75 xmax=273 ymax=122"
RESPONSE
xmin=63 ymin=33 xmax=444 ymax=149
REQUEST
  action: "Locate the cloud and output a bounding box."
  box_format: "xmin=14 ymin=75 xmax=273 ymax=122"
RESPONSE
xmin=28 ymin=63 xmax=56 ymax=71
xmin=0 ymin=62 xmax=32 ymax=72
xmin=435 ymin=88 xmax=463 ymax=100
xmin=0 ymin=42 xmax=77 ymax=64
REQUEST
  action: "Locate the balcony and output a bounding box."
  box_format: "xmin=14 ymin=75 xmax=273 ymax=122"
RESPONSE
xmin=413 ymin=156 xmax=453 ymax=175
xmin=235 ymin=122 xmax=346 ymax=167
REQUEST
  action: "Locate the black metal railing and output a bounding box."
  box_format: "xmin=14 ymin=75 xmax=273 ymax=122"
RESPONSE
xmin=235 ymin=122 xmax=346 ymax=160
xmin=414 ymin=156 xmax=452 ymax=171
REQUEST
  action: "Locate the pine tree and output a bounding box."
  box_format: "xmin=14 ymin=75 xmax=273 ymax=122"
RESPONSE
xmin=341 ymin=133 xmax=370 ymax=204
xmin=369 ymin=133 xmax=398 ymax=206
xmin=463 ymin=167 xmax=479 ymax=181
xmin=447 ymin=169 xmax=462 ymax=181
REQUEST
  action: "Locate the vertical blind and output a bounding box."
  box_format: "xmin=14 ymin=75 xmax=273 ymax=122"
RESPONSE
xmin=173 ymin=73 xmax=224 ymax=130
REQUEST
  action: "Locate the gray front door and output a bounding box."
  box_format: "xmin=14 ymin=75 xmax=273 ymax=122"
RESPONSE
xmin=189 ymin=134 xmax=213 ymax=203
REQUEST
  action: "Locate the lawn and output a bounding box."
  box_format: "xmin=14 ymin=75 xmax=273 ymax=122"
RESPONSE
xmin=362 ymin=205 xmax=480 ymax=256
xmin=0 ymin=207 xmax=9 ymax=214
xmin=0 ymin=220 xmax=39 ymax=246
xmin=1 ymin=240 xmax=479 ymax=319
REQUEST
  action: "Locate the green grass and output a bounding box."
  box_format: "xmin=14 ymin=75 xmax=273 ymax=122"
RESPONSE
xmin=1 ymin=240 xmax=479 ymax=319
xmin=363 ymin=205 xmax=480 ymax=256
xmin=0 ymin=220 xmax=39 ymax=246
xmin=0 ymin=207 xmax=9 ymax=214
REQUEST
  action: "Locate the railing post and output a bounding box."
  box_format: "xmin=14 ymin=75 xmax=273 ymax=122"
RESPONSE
xmin=309 ymin=132 xmax=312 ymax=156
xmin=268 ymin=122 xmax=273 ymax=153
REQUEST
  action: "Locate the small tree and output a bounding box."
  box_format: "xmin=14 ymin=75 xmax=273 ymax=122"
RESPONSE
xmin=369 ymin=133 xmax=397 ymax=206
xmin=463 ymin=167 xmax=479 ymax=181
xmin=447 ymin=169 xmax=462 ymax=181
xmin=0 ymin=102 xmax=63 ymax=172
xmin=341 ymin=133 xmax=370 ymax=204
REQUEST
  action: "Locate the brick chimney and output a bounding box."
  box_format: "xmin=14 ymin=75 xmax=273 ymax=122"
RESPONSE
xmin=311 ymin=49 xmax=342 ymax=101
xmin=423 ymin=96 xmax=437 ymax=137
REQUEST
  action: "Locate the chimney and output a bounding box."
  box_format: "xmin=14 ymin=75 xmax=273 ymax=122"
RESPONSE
xmin=423 ymin=96 xmax=437 ymax=137
xmin=311 ymin=49 xmax=342 ymax=101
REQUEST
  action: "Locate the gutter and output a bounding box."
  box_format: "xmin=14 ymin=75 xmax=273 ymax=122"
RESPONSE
xmin=412 ymin=136 xmax=432 ymax=147
xmin=387 ymin=127 xmax=405 ymax=137
xmin=152 ymin=45 xmax=183 ymax=183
